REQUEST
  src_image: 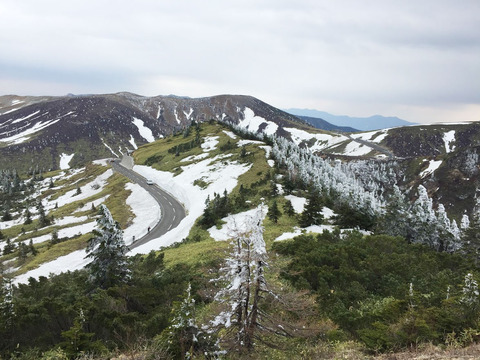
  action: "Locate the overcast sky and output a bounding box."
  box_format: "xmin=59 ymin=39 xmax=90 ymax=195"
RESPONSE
xmin=0 ymin=0 xmax=479 ymax=123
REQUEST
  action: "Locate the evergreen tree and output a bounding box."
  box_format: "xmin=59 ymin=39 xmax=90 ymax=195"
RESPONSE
xmin=37 ymin=201 xmax=50 ymax=227
xmin=18 ymin=242 xmax=29 ymax=261
xmin=299 ymin=190 xmax=323 ymax=227
xmin=49 ymin=177 xmax=54 ymax=189
xmin=28 ymin=239 xmax=37 ymax=256
xmin=50 ymin=229 xmax=59 ymax=247
xmin=24 ymin=207 xmax=32 ymax=225
xmin=270 ymin=181 xmax=278 ymax=197
xmin=283 ymin=200 xmax=295 ymax=217
xmin=377 ymin=185 xmax=409 ymax=237
xmin=163 ymin=283 xmax=216 ymax=359
xmin=2 ymin=238 xmax=15 ymax=255
xmin=2 ymin=208 xmax=12 ymax=222
xmin=60 ymin=310 xmax=98 ymax=358
xmin=267 ymin=200 xmax=281 ymax=223
xmin=85 ymin=205 xmax=130 ymax=289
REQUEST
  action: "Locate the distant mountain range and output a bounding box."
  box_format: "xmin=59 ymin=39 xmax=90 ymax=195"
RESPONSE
xmin=285 ymin=108 xmax=416 ymax=131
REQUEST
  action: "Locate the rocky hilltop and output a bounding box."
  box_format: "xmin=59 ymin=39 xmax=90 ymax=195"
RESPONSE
xmin=0 ymin=93 xmax=308 ymax=171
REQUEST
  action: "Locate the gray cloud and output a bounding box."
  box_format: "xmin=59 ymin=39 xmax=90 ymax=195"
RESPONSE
xmin=0 ymin=0 xmax=479 ymax=123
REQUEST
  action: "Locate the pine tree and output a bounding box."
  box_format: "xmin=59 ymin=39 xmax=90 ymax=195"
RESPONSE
xmin=163 ymin=283 xmax=216 ymax=359
xmin=299 ymin=190 xmax=323 ymax=227
xmin=50 ymin=229 xmax=59 ymax=247
xmin=29 ymin=239 xmax=37 ymax=256
xmin=24 ymin=207 xmax=32 ymax=225
xmin=377 ymin=185 xmax=409 ymax=237
xmin=2 ymin=207 xmax=12 ymax=221
xmin=18 ymin=241 xmax=29 ymax=261
xmin=2 ymin=238 xmax=15 ymax=255
xmin=37 ymin=201 xmax=50 ymax=227
xmin=267 ymin=200 xmax=281 ymax=223
xmin=283 ymin=200 xmax=295 ymax=217
xmin=85 ymin=205 xmax=130 ymax=289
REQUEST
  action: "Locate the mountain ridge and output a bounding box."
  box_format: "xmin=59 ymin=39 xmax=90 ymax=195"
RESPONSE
xmin=285 ymin=107 xmax=417 ymax=131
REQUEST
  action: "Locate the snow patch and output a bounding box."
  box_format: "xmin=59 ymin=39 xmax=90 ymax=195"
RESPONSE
xmin=183 ymin=108 xmax=193 ymax=120
xmin=101 ymin=138 xmax=119 ymax=157
xmin=420 ymin=159 xmax=443 ymax=178
xmin=132 ymin=117 xmax=155 ymax=142
xmin=285 ymin=127 xmax=348 ymax=151
xmin=11 ymin=110 xmax=41 ymax=124
xmin=238 ymin=108 xmax=278 ymax=135
xmin=0 ymin=118 xmax=61 ymax=145
xmin=208 ymin=205 xmax=267 ymax=241
xmin=59 ymin=153 xmax=74 ymax=170
xmin=223 ymin=130 xmax=237 ymax=139
xmin=340 ymin=141 xmax=373 ymax=156
xmin=47 ymin=169 xmax=113 ymax=209
xmin=275 ymin=225 xmax=337 ymax=241
xmin=201 ymin=136 xmax=219 ymax=152
xmin=443 ymin=130 xmax=456 ymax=153
xmin=181 ymin=153 xmax=209 ymax=162
xmin=129 ymin=134 xmax=138 ymax=149
xmin=284 ymin=195 xmax=307 ymax=213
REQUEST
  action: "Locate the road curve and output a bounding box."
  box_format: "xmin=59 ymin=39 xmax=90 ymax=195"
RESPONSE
xmin=110 ymin=160 xmax=186 ymax=250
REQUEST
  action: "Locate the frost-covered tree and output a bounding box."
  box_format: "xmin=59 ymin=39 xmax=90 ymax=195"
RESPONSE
xmin=0 ymin=277 xmax=15 ymax=335
xmin=377 ymin=185 xmax=410 ymax=237
xmin=85 ymin=205 xmax=130 ymax=289
xmin=460 ymin=273 xmax=480 ymax=323
xmin=208 ymin=205 xmax=278 ymax=351
xmin=163 ymin=283 xmax=217 ymax=359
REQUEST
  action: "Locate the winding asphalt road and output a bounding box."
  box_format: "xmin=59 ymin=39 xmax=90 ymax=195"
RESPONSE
xmin=110 ymin=159 xmax=186 ymax=250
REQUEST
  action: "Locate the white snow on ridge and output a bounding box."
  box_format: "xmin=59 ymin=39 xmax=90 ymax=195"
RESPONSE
xmin=340 ymin=142 xmax=372 ymax=156
xmin=183 ymin=108 xmax=193 ymax=120
xmin=123 ymin=182 xmax=161 ymax=245
xmin=0 ymin=118 xmax=61 ymax=145
xmin=129 ymin=134 xmax=138 ymax=150
xmin=101 ymin=138 xmax=119 ymax=157
xmin=443 ymin=130 xmax=456 ymax=153
xmin=420 ymin=159 xmax=443 ymax=178
xmin=132 ymin=117 xmax=155 ymax=142
xmin=285 ymin=127 xmax=348 ymax=151
xmin=11 ymin=110 xmax=41 ymax=124
xmin=59 ymin=153 xmax=74 ymax=170
xmin=238 ymin=108 xmax=278 ymax=135
xmin=350 ymin=129 xmax=389 ymax=144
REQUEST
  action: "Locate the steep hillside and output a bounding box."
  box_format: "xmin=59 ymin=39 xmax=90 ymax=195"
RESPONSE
xmin=0 ymin=93 xmax=310 ymax=172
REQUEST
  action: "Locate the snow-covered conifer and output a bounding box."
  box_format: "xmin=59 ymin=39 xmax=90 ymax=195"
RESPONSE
xmin=85 ymin=205 xmax=130 ymax=289
xmin=208 ymin=204 xmax=276 ymax=351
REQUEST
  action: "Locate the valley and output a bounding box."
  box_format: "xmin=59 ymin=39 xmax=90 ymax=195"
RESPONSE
xmin=1 ymin=94 xmax=480 ymax=359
